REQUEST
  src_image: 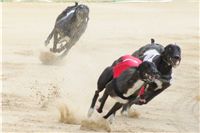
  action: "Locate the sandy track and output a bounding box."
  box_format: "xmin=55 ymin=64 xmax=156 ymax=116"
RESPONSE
xmin=1 ymin=1 xmax=199 ymax=132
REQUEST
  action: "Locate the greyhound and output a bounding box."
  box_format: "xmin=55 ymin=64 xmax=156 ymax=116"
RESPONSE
xmin=121 ymin=39 xmax=181 ymax=114
xmin=93 ymin=39 xmax=181 ymax=115
xmin=45 ymin=2 xmax=89 ymax=57
xmin=88 ymin=56 xmax=160 ymax=123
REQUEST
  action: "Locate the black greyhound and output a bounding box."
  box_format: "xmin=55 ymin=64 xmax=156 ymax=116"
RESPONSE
xmin=88 ymin=58 xmax=160 ymax=123
xmin=95 ymin=39 xmax=164 ymax=102
xmin=45 ymin=2 xmax=89 ymax=57
xmin=94 ymin=39 xmax=181 ymax=114
xmin=121 ymin=39 xmax=181 ymax=114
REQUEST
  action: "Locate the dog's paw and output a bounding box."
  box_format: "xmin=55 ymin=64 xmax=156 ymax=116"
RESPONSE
xmin=96 ymin=108 xmax=102 ymax=113
xmin=108 ymin=114 xmax=115 ymax=124
xmin=50 ymin=48 xmax=59 ymax=53
xmin=57 ymin=47 xmax=65 ymax=53
xmin=50 ymin=48 xmax=55 ymax=52
xmin=87 ymin=108 xmax=94 ymax=118
xmin=45 ymin=40 xmax=49 ymax=46
xmin=121 ymin=109 xmax=128 ymax=116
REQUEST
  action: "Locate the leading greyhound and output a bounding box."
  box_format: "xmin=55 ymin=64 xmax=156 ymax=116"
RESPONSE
xmin=88 ymin=55 xmax=160 ymax=123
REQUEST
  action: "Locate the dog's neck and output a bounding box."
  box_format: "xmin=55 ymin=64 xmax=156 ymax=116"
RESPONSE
xmin=133 ymin=70 xmax=141 ymax=81
xmin=155 ymin=56 xmax=172 ymax=75
xmin=137 ymin=68 xmax=147 ymax=82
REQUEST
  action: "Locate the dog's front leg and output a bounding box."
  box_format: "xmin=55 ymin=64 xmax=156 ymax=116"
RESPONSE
xmin=121 ymin=103 xmax=130 ymax=116
xmin=50 ymin=31 xmax=59 ymax=53
xmin=121 ymin=97 xmax=138 ymax=115
xmin=96 ymin=89 xmax=109 ymax=113
xmin=103 ymin=102 xmax=123 ymax=123
xmin=45 ymin=29 xmax=54 ymax=46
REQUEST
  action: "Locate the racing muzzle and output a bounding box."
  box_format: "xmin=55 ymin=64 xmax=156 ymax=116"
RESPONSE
xmin=168 ymin=55 xmax=181 ymax=68
xmin=143 ymin=71 xmax=160 ymax=83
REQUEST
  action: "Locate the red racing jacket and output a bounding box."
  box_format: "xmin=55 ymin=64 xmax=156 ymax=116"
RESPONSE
xmin=113 ymin=55 xmax=146 ymax=97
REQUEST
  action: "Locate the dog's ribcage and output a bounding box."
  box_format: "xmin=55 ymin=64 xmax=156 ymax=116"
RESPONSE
xmin=113 ymin=80 xmax=144 ymax=104
xmin=124 ymin=80 xmax=144 ymax=97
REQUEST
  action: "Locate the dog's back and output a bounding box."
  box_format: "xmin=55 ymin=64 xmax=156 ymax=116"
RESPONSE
xmin=132 ymin=39 xmax=164 ymax=60
xmin=55 ymin=4 xmax=89 ymax=38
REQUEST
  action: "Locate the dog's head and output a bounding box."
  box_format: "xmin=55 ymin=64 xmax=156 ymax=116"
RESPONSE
xmin=138 ymin=61 xmax=160 ymax=83
xmin=75 ymin=4 xmax=89 ymax=20
xmin=162 ymin=44 xmax=181 ymax=68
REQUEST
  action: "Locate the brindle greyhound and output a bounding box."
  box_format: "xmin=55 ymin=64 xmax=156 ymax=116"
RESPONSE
xmin=45 ymin=2 xmax=89 ymax=57
xmin=121 ymin=39 xmax=181 ymax=114
xmin=88 ymin=58 xmax=160 ymax=123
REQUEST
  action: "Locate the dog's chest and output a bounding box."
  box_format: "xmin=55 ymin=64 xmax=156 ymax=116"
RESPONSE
xmin=113 ymin=80 xmax=144 ymax=104
xmin=154 ymin=79 xmax=163 ymax=90
xmin=124 ymin=80 xmax=144 ymax=97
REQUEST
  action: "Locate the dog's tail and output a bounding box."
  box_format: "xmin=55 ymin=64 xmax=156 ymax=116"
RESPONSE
xmin=75 ymin=2 xmax=78 ymax=6
xmin=151 ymin=38 xmax=155 ymax=44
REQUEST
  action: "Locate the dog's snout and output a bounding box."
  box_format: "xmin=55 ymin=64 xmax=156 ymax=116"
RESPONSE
xmin=173 ymin=55 xmax=180 ymax=60
xmin=171 ymin=55 xmax=181 ymax=67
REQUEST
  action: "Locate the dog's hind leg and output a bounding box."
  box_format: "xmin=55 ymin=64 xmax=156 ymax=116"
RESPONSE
xmin=97 ymin=67 xmax=113 ymax=102
xmin=57 ymin=39 xmax=71 ymax=54
xmin=45 ymin=29 xmax=54 ymax=46
xmin=87 ymin=90 xmax=100 ymax=117
xmin=103 ymin=102 xmax=123 ymax=123
xmin=97 ymin=67 xmax=113 ymax=91
xmin=88 ymin=67 xmax=113 ymax=117
xmin=96 ymin=89 xmax=109 ymax=113
xmin=88 ymin=87 xmax=109 ymax=117
xmin=58 ymin=36 xmax=70 ymax=44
